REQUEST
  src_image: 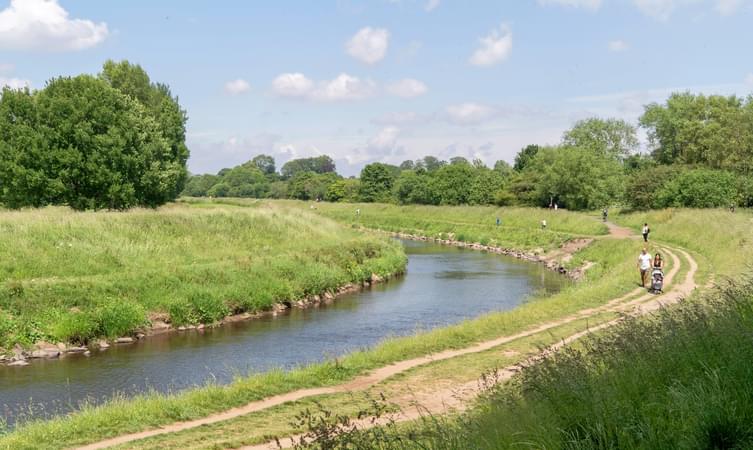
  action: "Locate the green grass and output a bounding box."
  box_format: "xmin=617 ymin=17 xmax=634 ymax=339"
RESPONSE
xmin=614 ymin=207 xmax=753 ymax=282
xmin=376 ymin=276 xmax=753 ymax=450
xmin=195 ymin=199 xmax=609 ymax=252
xmin=0 ymin=204 xmax=640 ymax=450
xmin=0 ymin=203 xmax=406 ymax=348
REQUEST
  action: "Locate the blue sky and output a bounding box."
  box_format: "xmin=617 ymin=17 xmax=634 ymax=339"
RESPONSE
xmin=1 ymin=0 xmax=752 ymax=176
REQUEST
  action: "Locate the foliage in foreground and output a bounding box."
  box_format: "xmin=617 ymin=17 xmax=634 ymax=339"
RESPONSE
xmin=312 ymin=276 xmax=753 ymax=449
xmin=0 ymin=204 xmax=406 ymax=348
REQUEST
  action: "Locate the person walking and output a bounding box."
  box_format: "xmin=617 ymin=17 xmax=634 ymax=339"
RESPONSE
xmin=653 ymin=252 xmax=664 ymax=269
xmin=642 ymin=223 xmax=650 ymax=242
xmin=602 ymin=208 xmax=608 ymax=222
xmin=541 ymin=219 xmax=547 ymax=230
xmin=496 ymin=216 xmax=500 ymax=227
xmin=638 ymin=248 xmax=652 ymax=287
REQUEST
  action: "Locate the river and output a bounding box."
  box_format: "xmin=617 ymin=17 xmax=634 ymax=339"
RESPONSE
xmin=0 ymin=240 xmax=567 ymax=426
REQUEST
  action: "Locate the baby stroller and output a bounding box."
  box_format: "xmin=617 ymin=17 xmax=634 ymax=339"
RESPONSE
xmin=649 ymin=267 xmax=664 ymax=294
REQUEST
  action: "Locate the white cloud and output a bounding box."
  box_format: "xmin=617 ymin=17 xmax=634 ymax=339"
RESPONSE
xmin=0 ymin=63 xmax=14 ymax=74
xmin=716 ymin=0 xmax=744 ymax=15
xmin=445 ymin=102 xmax=497 ymax=125
xmin=0 ymin=0 xmax=108 ymax=51
xmin=272 ymin=73 xmax=314 ymax=98
xmin=608 ymin=40 xmax=630 ymax=52
xmin=345 ymin=27 xmax=390 ymax=64
xmin=0 ymin=76 xmax=30 ymax=89
xmin=425 ymin=0 xmax=440 ymax=11
xmin=745 ymin=73 xmax=753 ymax=86
xmin=469 ymin=24 xmax=513 ymax=67
xmin=273 ymin=72 xmax=375 ymax=102
xmin=311 ymin=73 xmax=376 ymax=101
xmin=537 ymin=0 xmax=602 ymax=10
xmin=224 ymin=79 xmax=250 ymax=95
xmin=386 ymin=78 xmax=428 ymax=98
xmin=368 ymin=126 xmax=401 ymax=153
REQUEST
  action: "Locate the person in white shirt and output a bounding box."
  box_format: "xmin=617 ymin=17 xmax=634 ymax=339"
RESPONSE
xmin=638 ymin=248 xmax=652 ymax=287
xmin=642 ymin=223 xmax=650 ymax=242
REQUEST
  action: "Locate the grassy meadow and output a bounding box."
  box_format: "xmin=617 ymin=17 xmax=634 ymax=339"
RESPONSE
xmin=0 ymin=203 xmax=406 ymax=349
xmin=0 ymin=200 xmax=647 ymax=449
xmin=304 ymin=208 xmax=753 ymax=450
xmin=257 ymin=199 xmax=609 ymax=251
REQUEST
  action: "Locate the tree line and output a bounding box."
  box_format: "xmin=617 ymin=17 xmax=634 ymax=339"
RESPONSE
xmin=184 ymin=91 xmax=753 ymax=210
xmin=0 ymin=61 xmax=189 ymax=210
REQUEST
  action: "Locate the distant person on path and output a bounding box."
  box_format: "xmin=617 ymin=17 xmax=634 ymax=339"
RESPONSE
xmin=638 ymin=248 xmax=652 ymax=287
xmin=642 ymin=223 xmax=650 ymax=242
xmin=602 ymin=208 xmax=608 ymax=222
xmin=356 ymin=208 xmax=360 ymax=216
xmin=496 ymin=216 xmax=500 ymax=227
xmin=554 ymin=202 xmax=558 ymax=211
xmin=541 ymin=219 xmax=547 ymax=230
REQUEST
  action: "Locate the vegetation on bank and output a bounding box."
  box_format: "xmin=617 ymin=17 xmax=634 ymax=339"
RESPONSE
xmin=0 ymin=204 xmax=641 ymax=449
xmin=323 ymin=275 xmax=753 ymax=450
xmin=0 ymin=203 xmax=406 ymax=349
xmin=183 ymin=92 xmax=753 ymax=212
xmin=0 ymin=61 xmax=189 ymax=210
xmin=181 ymin=198 xmax=608 ymax=252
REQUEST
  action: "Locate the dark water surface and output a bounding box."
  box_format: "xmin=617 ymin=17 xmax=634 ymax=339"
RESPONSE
xmin=0 ymin=240 xmax=567 ymax=426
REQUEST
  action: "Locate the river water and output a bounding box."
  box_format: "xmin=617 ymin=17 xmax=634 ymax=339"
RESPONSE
xmin=0 ymin=240 xmax=567 ymax=426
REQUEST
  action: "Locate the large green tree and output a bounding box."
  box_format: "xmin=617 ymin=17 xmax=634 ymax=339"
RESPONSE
xmin=100 ymin=60 xmax=190 ymax=195
xmin=640 ymin=92 xmax=753 ymax=172
xmin=513 ymin=144 xmax=540 ymax=172
xmin=524 ymin=146 xmax=624 ymax=210
xmin=359 ymin=163 xmax=399 ymax=202
xmin=280 ymin=155 xmax=336 ymax=179
xmin=563 ymin=118 xmax=638 ymax=160
xmin=0 ymin=74 xmax=186 ymax=210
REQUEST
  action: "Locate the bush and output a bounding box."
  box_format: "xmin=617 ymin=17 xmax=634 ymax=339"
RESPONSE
xmin=51 ymin=311 xmax=98 ymax=344
xmin=96 ymin=301 xmax=147 ymax=338
xmin=655 ymin=168 xmax=738 ymax=208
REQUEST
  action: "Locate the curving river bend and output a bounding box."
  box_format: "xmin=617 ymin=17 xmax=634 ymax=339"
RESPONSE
xmin=0 ymin=240 xmax=567 ymax=427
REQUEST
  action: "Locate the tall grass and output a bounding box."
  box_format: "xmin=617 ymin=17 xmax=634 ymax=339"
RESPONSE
xmin=200 ymin=200 xmax=609 ymax=251
xmin=372 ymin=275 xmax=753 ymax=450
xmin=0 ymin=204 xmax=406 ymax=348
xmin=0 ymin=230 xmax=639 ymax=450
xmin=615 ymin=208 xmax=753 ymax=281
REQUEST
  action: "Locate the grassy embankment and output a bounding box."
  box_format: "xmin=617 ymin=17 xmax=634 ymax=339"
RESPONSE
xmin=0 ymin=200 xmax=650 ymax=449
xmin=331 ymin=208 xmax=753 ymax=450
xmin=0 ymin=203 xmax=406 ymax=349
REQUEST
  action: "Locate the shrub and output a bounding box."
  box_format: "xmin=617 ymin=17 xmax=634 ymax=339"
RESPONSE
xmin=655 ymin=168 xmax=738 ymax=208
xmin=96 ymin=300 xmax=147 ymax=338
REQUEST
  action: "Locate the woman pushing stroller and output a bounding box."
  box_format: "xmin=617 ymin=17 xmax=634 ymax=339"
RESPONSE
xmin=650 ymin=252 xmax=664 ymax=294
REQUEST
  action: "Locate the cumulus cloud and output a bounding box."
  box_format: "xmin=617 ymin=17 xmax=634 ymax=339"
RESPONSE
xmin=346 ymin=27 xmax=390 ymax=64
xmin=0 ymin=76 xmax=30 ymax=89
xmin=445 ymin=102 xmax=497 ymax=125
xmin=469 ymin=24 xmax=513 ymax=67
xmin=272 ymin=73 xmax=314 ymax=98
xmin=386 ymin=78 xmax=428 ymax=98
xmin=0 ymin=0 xmax=108 ymax=51
xmin=608 ymin=40 xmax=629 ymax=52
xmin=224 ymin=79 xmax=250 ymax=95
xmin=537 ymin=0 xmax=602 ymax=10
xmin=272 ymin=72 xmax=375 ymax=102
xmin=425 ymin=0 xmax=441 ymax=11
xmin=367 ymin=126 xmax=401 ymax=154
